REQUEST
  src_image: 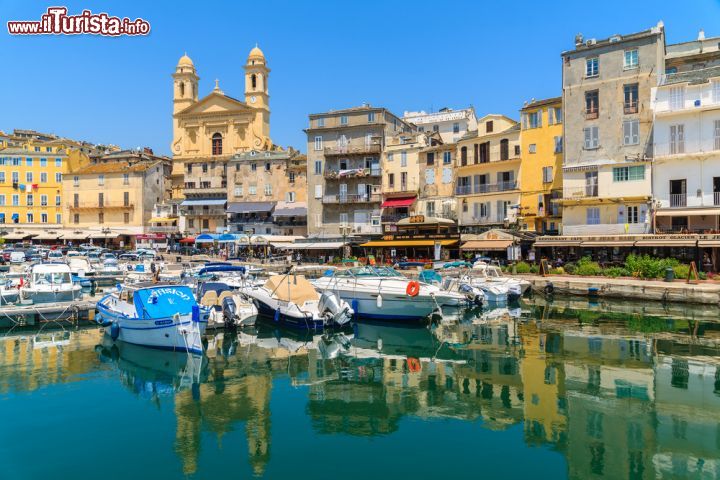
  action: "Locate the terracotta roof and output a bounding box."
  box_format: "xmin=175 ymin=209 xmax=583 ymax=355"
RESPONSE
xmin=72 ymin=160 xmax=163 ymax=175
xmin=521 ymin=96 xmax=562 ymax=111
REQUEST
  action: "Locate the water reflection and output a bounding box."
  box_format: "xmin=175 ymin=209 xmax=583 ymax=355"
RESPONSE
xmin=1 ymin=298 xmax=719 ymax=478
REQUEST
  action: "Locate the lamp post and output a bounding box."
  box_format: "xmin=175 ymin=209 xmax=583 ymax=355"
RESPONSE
xmin=339 ymin=223 xmax=351 ymax=262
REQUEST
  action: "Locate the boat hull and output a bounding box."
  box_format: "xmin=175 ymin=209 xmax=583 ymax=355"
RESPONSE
xmin=254 ymin=299 xmax=328 ymax=330
xmin=22 ymin=288 xmax=81 ymax=304
xmin=337 ymin=291 xmax=437 ymax=322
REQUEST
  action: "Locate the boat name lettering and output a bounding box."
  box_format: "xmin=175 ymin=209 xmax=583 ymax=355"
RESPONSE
xmin=151 ymin=287 xmax=191 ymax=301
xmin=154 ymin=319 xmax=173 ymax=326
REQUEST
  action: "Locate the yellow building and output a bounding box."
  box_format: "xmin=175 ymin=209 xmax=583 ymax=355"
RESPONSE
xmin=518 ymin=97 xmax=564 ymax=233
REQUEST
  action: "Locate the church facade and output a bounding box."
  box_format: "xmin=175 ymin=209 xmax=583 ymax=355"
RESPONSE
xmin=171 ymin=46 xmax=273 ymax=234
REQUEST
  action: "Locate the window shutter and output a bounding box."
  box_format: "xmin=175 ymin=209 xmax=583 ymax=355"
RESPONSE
xmin=632 ymin=121 xmax=639 ymax=144
xmin=314 ymin=184 xmax=322 ymax=198
xmin=473 ymin=203 xmax=479 ymax=218
xmin=640 ymin=204 xmax=648 ymax=223
xmin=623 ymin=122 xmax=631 ymax=145
xmin=592 ymin=127 xmax=599 ymax=147
xmin=584 ymin=128 xmax=591 ymax=148
xmin=537 ymin=109 xmax=542 ymax=127
xmin=508 ymin=170 xmax=514 ymax=183
xmin=617 ymin=205 xmax=625 ymax=223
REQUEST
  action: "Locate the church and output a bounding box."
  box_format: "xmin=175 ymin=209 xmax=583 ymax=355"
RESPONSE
xmin=171 ymin=46 xmax=274 ymax=234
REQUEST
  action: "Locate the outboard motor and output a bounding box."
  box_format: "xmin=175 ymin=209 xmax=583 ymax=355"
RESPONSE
xmin=319 ymin=291 xmax=350 ymax=326
xmin=222 ymin=296 xmax=238 ymax=326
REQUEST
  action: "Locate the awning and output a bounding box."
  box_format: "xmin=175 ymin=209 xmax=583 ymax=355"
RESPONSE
xmin=381 ymin=196 xmax=416 ymax=208
xmin=62 ymin=231 xmax=88 ymax=240
xmin=534 ymin=238 xmax=583 ymax=247
xmin=195 ymin=233 xmax=219 ymax=243
xmin=148 ymin=217 xmax=177 ymax=223
xmin=279 ymin=242 xmax=345 ymax=250
xmin=227 ymin=201 xmax=275 ymax=214
xmin=179 ymin=237 xmax=196 ymax=244
xmin=461 ymin=240 xmax=513 ymax=251
xmin=635 ymin=239 xmax=697 ymax=247
xmin=217 ymin=233 xmax=237 ymax=243
xmin=581 ymin=240 xmax=636 ymax=247
xmin=360 ymin=239 xmax=458 ymax=247
xmin=698 ymin=240 xmax=720 ymax=247
xmin=33 ymin=231 xmax=63 ymax=241
xmin=656 ymin=208 xmax=720 ymax=217
xmin=180 ymin=199 xmax=227 ymax=207
xmin=272 ymin=201 xmax=307 ymax=217
xmin=396 ymin=216 xmax=455 ymax=226
xmin=89 ymin=232 xmax=120 ymax=239
xmin=3 ymin=232 xmax=38 ymax=240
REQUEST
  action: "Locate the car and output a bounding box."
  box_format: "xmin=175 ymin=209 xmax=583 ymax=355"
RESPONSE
xmin=9 ymin=251 xmax=26 ymax=264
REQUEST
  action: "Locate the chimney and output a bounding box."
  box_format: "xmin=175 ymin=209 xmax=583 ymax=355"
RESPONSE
xmin=575 ymin=33 xmax=583 ymax=46
xmin=698 ymin=29 xmax=705 ymax=41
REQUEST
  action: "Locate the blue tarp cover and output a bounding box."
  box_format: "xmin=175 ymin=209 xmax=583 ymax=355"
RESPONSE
xmin=134 ymin=286 xmax=197 ymax=319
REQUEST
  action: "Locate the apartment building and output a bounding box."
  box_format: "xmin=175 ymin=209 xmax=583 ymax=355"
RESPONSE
xmin=518 ymin=97 xmax=564 ymax=233
xmin=558 ymin=24 xmax=665 ymax=236
xmin=226 ymin=149 xmax=308 ymax=236
xmin=63 ymin=150 xmax=172 ymax=245
xmin=305 ymin=105 xmax=414 ymax=236
xmin=402 ymin=107 xmax=477 ymax=143
xmin=417 ymin=139 xmax=457 ymax=222
xmin=455 ymin=115 xmax=522 ymax=233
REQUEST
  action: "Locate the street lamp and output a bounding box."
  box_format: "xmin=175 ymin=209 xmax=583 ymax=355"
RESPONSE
xmin=339 ymin=223 xmax=351 ymax=261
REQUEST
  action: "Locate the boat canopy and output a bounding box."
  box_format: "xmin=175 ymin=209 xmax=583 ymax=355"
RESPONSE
xmin=264 ymin=275 xmax=318 ymax=305
xmin=335 ymin=266 xmax=405 ymax=278
xmin=134 ymin=285 xmax=197 ymax=319
xmin=197 ymin=265 xmax=246 ymax=276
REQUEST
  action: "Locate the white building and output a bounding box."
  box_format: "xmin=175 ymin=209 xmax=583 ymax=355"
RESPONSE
xmin=403 ymin=107 xmax=477 ymax=144
xmin=651 ymin=66 xmax=720 ymax=233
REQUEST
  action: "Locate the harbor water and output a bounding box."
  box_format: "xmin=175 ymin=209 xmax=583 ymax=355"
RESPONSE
xmin=1 ymin=298 xmax=719 ymax=479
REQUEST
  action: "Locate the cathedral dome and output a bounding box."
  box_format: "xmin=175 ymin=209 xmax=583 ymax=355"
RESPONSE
xmin=248 ymin=45 xmax=265 ymax=62
xmin=177 ymin=53 xmax=194 ymax=68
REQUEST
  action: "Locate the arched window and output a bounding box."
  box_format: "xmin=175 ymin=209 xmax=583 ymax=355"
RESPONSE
xmin=212 ymin=133 xmax=222 ymax=155
xmin=179 ymin=82 xmax=185 ymax=97
xmin=251 ymin=74 xmax=257 ymax=89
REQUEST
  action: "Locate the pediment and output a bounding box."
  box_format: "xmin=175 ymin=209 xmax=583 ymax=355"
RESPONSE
xmin=176 ymin=92 xmax=253 ymax=117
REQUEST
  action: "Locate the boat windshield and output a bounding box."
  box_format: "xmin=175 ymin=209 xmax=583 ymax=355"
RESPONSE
xmin=344 ymin=266 xmax=404 ymax=278
xmin=486 ymin=267 xmax=502 ymax=278
xmin=33 ymin=272 xmax=71 ymax=285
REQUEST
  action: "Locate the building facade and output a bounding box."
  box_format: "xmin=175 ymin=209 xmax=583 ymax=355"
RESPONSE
xmin=402 ymin=107 xmax=477 ymax=144
xmin=455 ymin=115 xmax=522 ymax=233
xmin=518 ymin=97 xmax=564 ymax=234
xmin=171 ymin=47 xmax=274 ymax=235
xmin=305 ymin=105 xmax=414 ymax=236
xmin=418 ymin=139 xmax=457 ymax=222
xmin=558 ymin=24 xmax=664 ymax=236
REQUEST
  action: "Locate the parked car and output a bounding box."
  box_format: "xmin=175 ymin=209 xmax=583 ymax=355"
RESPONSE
xmin=9 ymin=250 xmax=26 ymax=264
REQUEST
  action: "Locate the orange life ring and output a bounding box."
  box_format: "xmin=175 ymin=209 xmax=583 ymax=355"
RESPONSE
xmin=407 ymin=357 xmax=421 ymax=372
xmin=406 ymin=281 xmax=420 ymax=297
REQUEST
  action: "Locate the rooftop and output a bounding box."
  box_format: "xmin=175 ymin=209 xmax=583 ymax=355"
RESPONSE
xmin=72 ymin=159 xmax=165 ymax=175
xmin=662 ymin=65 xmax=720 ymax=86
xmin=562 ymin=21 xmax=664 ymax=56
xmin=520 ymin=96 xmax=562 ymax=111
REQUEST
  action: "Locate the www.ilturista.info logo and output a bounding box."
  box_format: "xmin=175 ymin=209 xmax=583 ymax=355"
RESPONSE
xmin=7 ymin=7 xmax=150 ymax=36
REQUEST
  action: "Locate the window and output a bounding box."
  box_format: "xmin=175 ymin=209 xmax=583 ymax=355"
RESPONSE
xmin=442 ymin=167 xmax=452 ymax=184
xmin=0 ymin=172 xmax=4 ymax=183
xmin=26 ymin=172 xmax=33 ymax=183
xmin=613 ymin=165 xmax=645 ymax=182
xmin=234 ymin=186 xmax=243 ymax=197
xmin=98 ymin=192 xmax=104 ymax=206
xmin=586 ymin=207 xmax=600 ymax=225
xmin=26 ymin=158 xmax=33 ymax=166
xmin=123 ymin=192 xmax=130 ymax=206
xmin=40 ymin=195 xmax=47 ymax=206
xmin=586 ymin=57 xmax=599 ymax=77
xmin=123 ymin=173 xmax=129 ymax=185
xmin=400 ymin=172 xmax=408 ymax=190
xmin=500 ymin=139 xmax=509 ymax=160
xmin=486 ymin=121 xmax=493 ymax=133
xmin=124 ymin=213 xmax=130 ymax=224
xmin=715 ymin=120 xmax=720 ymax=150
xmin=289 ymin=171 xmax=296 ymax=183
xmin=12 ymin=195 xmax=19 ymax=206
xmin=584 ymin=127 xmax=599 ymax=149
xmin=443 ymin=151 xmax=451 ymax=164
xmin=585 ymin=90 xmax=599 ymax=118
xmin=433 ymin=125 xmax=439 ymax=132
xmin=425 ymin=168 xmax=435 ymax=185
xmin=98 ymin=174 xmax=104 ymax=186
xmin=401 ymin=151 xmax=407 ymax=167
xmin=13 ymin=157 xmax=22 ymax=166
xmin=55 ymin=195 xmax=61 ymax=206
xmin=56 ymin=214 xmax=61 ymax=224
xmin=251 ymin=163 xmax=257 ymax=172
xmin=55 ymin=158 xmax=62 ymax=167
xmin=542 ymin=166 xmax=553 ymax=183
xmin=27 ymin=213 xmax=33 ymax=223
xmin=529 ymin=144 xmax=536 ymax=154
xmin=427 ymin=152 xmax=435 ymax=166
xmin=12 ymin=172 xmax=19 ymax=183
xmin=40 ymin=158 xmax=47 ymax=167
xmin=627 ymin=205 xmax=639 ymax=223
xmin=554 ymin=136 xmax=563 ymax=153
xmin=34 ymin=147 xmax=40 ymax=152
xmin=264 ymin=184 xmax=272 ymax=195
xmin=314 ymin=136 xmax=323 ymax=151
xmin=55 ymin=172 xmax=62 ymax=183
xmin=670 ymin=87 xmax=685 ymax=110
xmin=314 ymin=184 xmax=322 ymax=199
xmin=201 ymin=163 xmax=208 ymax=174
xmin=73 ymin=175 xmax=79 ymax=186
xmin=514 ymin=145 xmax=521 ymax=156
xmin=98 ymin=213 xmax=104 ymax=224
xmin=26 ymin=194 xmax=34 ymax=206
xmin=528 ymin=111 xmax=540 ymax=128
xmin=211 ymin=133 xmax=223 ymax=155
xmin=553 ymin=107 xmax=562 ymax=124
xmin=187 ymin=219 xmax=194 ymax=229
xmin=388 ymin=173 xmax=395 ymax=188
xmin=624 ymin=49 xmax=639 ymax=69
xmin=368 ymin=112 xmax=375 ymax=122
xmin=73 ymin=193 xmax=79 ymax=207
xmin=314 ymin=160 xmax=322 ymax=175
xmin=453 ymin=122 xmax=460 ymax=133
xmin=316 ymin=117 xmax=325 ymax=128
xmin=286 ymin=191 xmax=296 ymax=202
xmin=623 ymin=120 xmax=639 ymax=145
xmin=40 ymin=213 xmax=47 ymax=224
xmin=340 ymin=115 xmax=348 ymax=125
xmin=670 ymin=124 xmax=685 ymax=154
xmin=624 ymin=84 xmax=639 ymax=113
xmin=249 ymin=184 xmax=257 ymax=195
xmin=40 ymin=172 xmax=47 ymax=183
xmin=265 ymin=162 xmax=271 ymax=172
xmin=426 ymin=201 xmax=436 ymax=217
xmin=386 ymin=152 xmax=394 ymax=163
xmin=460 ymin=146 xmax=467 ymax=166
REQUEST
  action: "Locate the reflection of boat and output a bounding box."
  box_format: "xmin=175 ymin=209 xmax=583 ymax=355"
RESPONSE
xmin=349 ymin=321 xmax=446 ymax=359
xmin=21 ymin=263 xmax=82 ymax=303
xmin=314 ymin=266 xmax=467 ymax=322
xmin=95 ymin=284 xmax=209 ymax=354
xmin=245 ymin=274 xmax=352 ymax=330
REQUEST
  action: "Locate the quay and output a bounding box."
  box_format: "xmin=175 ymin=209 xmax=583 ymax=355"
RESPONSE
xmin=0 ymin=299 xmax=97 ymax=329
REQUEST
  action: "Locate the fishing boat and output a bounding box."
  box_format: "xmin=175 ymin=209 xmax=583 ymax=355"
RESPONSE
xmin=20 ymin=263 xmax=82 ymax=304
xmin=95 ymin=283 xmax=209 ymax=355
xmin=244 ymin=274 xmax=353 ymax=330
xmin=197 ymin=281 xmax=258 ymax=328
xmin=313 ymin=266 xmax=468 ymax=322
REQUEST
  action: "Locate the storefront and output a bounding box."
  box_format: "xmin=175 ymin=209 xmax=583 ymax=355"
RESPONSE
xmin=460 ymin=229 xmax=534 ymax=263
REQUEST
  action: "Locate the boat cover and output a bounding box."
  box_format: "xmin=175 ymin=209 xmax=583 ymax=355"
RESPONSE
xmin=264 ymin=275 xmax=318 ymax=305
xmin=134 ymin=286 xmax=197 ymax=319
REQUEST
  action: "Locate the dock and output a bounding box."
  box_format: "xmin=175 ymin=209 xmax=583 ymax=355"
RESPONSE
xmin=0 ymin=299 xmax=97 ymax=329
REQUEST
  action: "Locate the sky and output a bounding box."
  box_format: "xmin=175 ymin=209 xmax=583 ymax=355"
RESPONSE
xmin=1 ymin=0 xmax=719 ymax=155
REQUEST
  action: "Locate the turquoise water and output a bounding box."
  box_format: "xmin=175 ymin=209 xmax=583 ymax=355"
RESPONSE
xmin=1 ymin=299 xmax=719 ymax=479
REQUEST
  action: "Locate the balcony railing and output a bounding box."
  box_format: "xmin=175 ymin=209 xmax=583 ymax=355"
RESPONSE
xmin=586 ymin=110 xmax=599 ymax=120
xmin=381 ymin=213 xmax=409 ymax=223
xmin=563 ymin=223 xmax=650 ymax=236
xmin=654 ymin=140 xmax=720 ymax=157
xmin=68 ymin=202 xmax=135 ymax=211
xmin=455 ymin=181 xmax=518 ymax=195
xmin=624 ymin=103 xmax=639 ymax=114
xmin=324 ymin=167 xmax=381 ymax=179
xmin=324 ymin=144 xmax=382 ymax=156
xmin=563 ymin=186 xmax=598 ymax=199
xmin=669 ymin=194 xmax=687 ymax=207
xmin=715 ymin=192 xmax=720 ymax=206
xmin=183 ymin=185 xmax=227 ymax=195
xmin=148 ymin=226 xmax=178 ymax=233
xmin=322 ymin=193 xmax=381 ymax=204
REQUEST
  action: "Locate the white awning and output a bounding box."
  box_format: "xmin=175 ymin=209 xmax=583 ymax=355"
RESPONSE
xmin=89 ymin=232 xmax=120 ymax=239
xmin=180 ymin=199 xmax=227 ymax=207
xmin=279 ymin=242 xmax=345 ymax=250
xmin=2 ymin=232 xmax=38 ymax=240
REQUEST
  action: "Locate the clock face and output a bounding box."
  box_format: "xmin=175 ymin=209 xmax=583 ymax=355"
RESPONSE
xmin=250 ymin=96 xmax=256 ymax=103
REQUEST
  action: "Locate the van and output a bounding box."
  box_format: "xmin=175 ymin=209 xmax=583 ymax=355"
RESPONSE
xmin=9 ymin=251 xmax=26 ymax=264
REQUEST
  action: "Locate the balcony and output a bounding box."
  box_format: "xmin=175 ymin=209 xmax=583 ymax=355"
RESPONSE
xmin=563 ymin=223 xmax=650 ymax=236
xmin=148 ymin=225 xmax=178 ymax=233
xmin=381 ymin=213 xmax=409 ymax=223
xmin=455 ymin=181 xmax=518 ymax=195
xmin=68 ymin=202 xmax=135 ymax=211
xmin=654 ymin=140 xmax=720 ymax=158
xmin=624 ymin=103 xmax=639 ymax=114
xmin=715 ymin=192 xmax=720 ymax=206
xmin=669 ymin=194 xmax=687 ymax=208
xmin=322 ymin=193 xmax=381 ymax=204
xmin=585 ymin=109 xmax=599 ymax=120
xmin=563 ymin=186 xmax=598 ymax=199
xmin=324 ymin=167 xmax=381 ymax=180
xmin=183 ymin=184 xmax=227 ymax=195
xmin=324 ymin=144 xmax=382 ymax=156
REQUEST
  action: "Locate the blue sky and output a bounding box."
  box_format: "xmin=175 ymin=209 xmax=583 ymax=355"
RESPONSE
xmin=1 ymin=0 xmax=719 ymax=155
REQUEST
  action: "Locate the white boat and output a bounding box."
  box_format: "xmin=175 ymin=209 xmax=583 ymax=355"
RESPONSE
xmin=197 ymin=281 xmax=258 ymax=328
xmin=95 ymin=283 xmax=209 ymax=355
xmin=244 ymin=274 xmax=353 ymax=330
xmin=471 ymin=262 xmax=531 ymax=299
xmin=460 ymin=274 xmax=509 ymax=304
xmin=313 ymin=266 xmax=468 ymax=322
xmin=98 ymin=256 xmax=123 ymax=276
xmin=440 ymin=277 xmax=486 ymax=307
xmin=20 ymin=263 xmax=82 ymax=304
xmin=68 ymin=256 xmax=96 ymax=277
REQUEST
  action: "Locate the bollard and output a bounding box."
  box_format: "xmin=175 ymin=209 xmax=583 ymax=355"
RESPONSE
xmin=664 ymin=267 xmax=675 ymax=282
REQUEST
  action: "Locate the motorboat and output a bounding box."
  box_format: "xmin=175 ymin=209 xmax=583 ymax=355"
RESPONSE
xmin=98 ymin=256 xmax=123 ymax=276
xmin=68 ymin=256 xmax=96 ymax=277
xmin=313 ymin=266 xmax=468 ymax=322
xmin=244 ymin=274 xmax=353 ymax=330
xmin=0 ymin=277 xmax=20 ymax=305
xmin=197 ymin=281 xmax=258 ymax=328
xmin=95 ymin=283 xmax=209 ymax=355
xmin=471 ymin=262 xmax=531 ymax=299
xmin=459 ymin=274 xmax=509 ymax=304
xmin=20 ymin=263 xmax=82 ymax=304
xmin=440 ymin=276 xmax=486 ymax=307
xmin=157 ymin=263 xmax=186 ymax=283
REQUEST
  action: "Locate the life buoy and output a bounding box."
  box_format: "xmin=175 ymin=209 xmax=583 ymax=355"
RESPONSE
xmin=407 ymin=357 xmax=421 ymax=372
xmin=406 ymin=281 xmax=420 ymax=297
